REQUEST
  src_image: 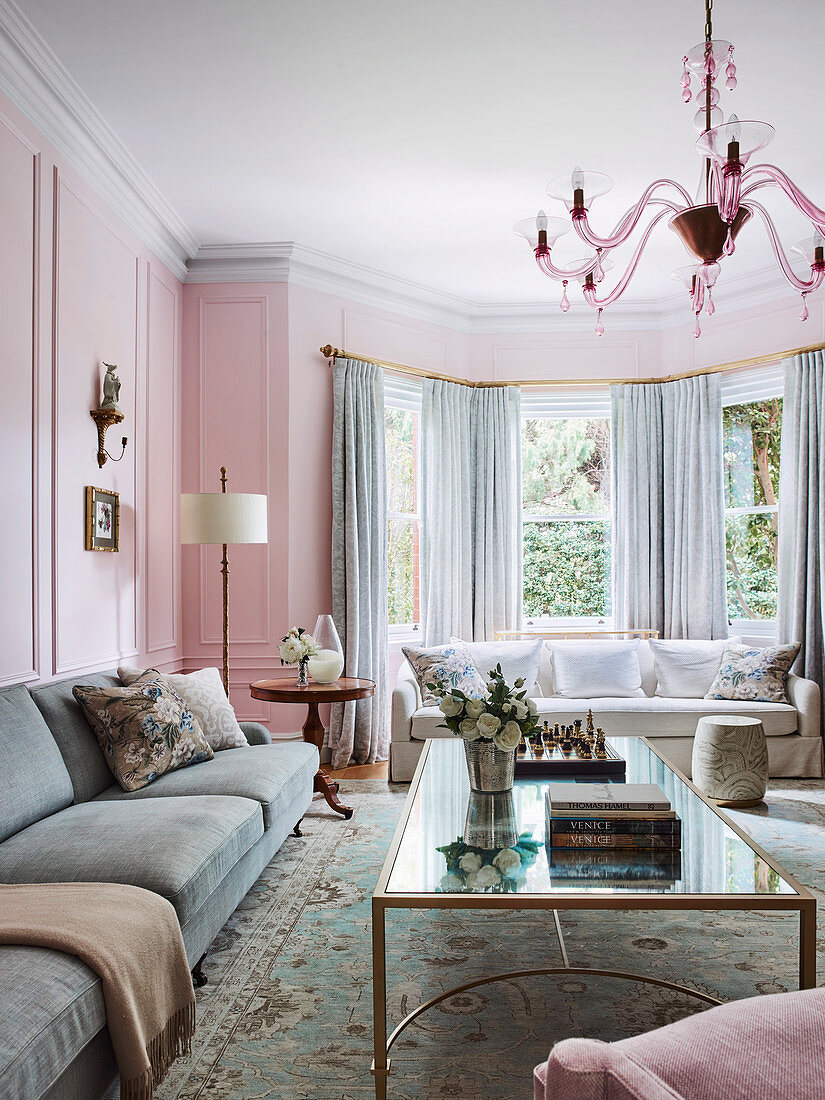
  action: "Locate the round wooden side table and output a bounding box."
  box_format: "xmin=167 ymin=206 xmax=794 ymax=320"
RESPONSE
xmin=249 ymin=677 xmax=376 ymax=819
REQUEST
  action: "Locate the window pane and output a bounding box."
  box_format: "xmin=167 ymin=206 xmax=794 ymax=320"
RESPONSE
xmin=523 ymin=520 xmax=611 ymax=618
xmin=388 ymin=517 xmax=419 ymax=626
xmin=725 ymin=512 xmax=778 ymax=621
xmin=385 ymin=407 xmax=417 ymax=515
xmin=522 ymin=418 xmax=610 ymax=516
xmin=723 ymin=398 xmax=782 ymax=510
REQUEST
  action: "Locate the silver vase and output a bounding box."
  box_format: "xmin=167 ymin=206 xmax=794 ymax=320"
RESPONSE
xmin=296 ymin=661 xmax=309 ymax=688
xmin=462 ymin=791 xmax=519 ymax=849
xmin=463 ymin=739 xmax=516 ymax=793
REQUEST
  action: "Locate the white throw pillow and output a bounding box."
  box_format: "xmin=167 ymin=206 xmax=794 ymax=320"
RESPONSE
xmin=650 ymin=637 xmax=741 ymax=699
xmin=118 ymin=665 xmax=249 ymax=750
xmin=450 ymin=637 xmax=543 ymax=696
xmin=548 ymin=641 xmax=645 ymax=699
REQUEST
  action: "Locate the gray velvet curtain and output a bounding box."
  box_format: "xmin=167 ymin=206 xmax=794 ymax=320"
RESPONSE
xmin=421 ymin=380 xmax=522 ymax=644
xmin=611 ymin=374 xmax=727 ymax=639
xmin=330 ymin=358 xmax=388 ymax=768
xmin=778 ymin=351 xmax=825 ymax=722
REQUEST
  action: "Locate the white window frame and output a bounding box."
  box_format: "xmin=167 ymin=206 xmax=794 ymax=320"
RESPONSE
xmin=385 ymin=374 xmax=423 ymax=641
xmin=521 ymin=388 xmax=613 ymax=629
xmin=721 ymin=364 xmax=784 ymax=640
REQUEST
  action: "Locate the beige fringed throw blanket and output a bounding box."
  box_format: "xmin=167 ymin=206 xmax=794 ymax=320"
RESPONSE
xmin=0 ymin=882 xmax=196 ymax=1099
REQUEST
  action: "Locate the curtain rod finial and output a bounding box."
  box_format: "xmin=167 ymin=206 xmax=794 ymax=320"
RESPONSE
xmin=320 ymin=344 xmax=340 ymax=361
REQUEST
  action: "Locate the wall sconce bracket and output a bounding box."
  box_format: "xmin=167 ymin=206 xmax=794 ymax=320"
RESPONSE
xmin=90 ymin=407 xmax=126 ymax=467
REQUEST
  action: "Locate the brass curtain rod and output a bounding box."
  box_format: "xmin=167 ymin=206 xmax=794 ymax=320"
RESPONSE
xmin=320 ymin=340 xmax=825 ymax=389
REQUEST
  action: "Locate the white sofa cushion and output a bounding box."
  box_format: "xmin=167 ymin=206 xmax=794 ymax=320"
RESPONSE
xmin=409 ymin=696 xmax=798 ymax=741
xmin=548 ymin=640 xmax=645 ymax=698
xmin=650 ymin=637 xmax=740 ymax=699
xmin=451 ymin=637 xmax=543 ymax=695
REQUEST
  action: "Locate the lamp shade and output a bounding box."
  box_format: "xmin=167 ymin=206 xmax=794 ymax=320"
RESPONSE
xmin=181 ymin=492 xmax=268 ymax=545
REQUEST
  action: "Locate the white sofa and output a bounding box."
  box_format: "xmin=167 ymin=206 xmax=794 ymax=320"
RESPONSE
xmin=390 ymin=639 xmax=823 ymax=781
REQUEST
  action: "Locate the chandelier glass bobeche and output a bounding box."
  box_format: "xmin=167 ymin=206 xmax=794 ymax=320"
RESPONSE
xmin=515 ymin=0 xmax=825 ymax=337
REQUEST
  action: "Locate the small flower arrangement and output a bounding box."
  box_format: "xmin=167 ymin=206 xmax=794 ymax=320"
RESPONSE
xmin=429 ymin=663 xmax=541 ymax=751
xmin=437 ymin=834 xmax=541 ymax=893
xmin=279 ymin=626 xmax=319 ymax=686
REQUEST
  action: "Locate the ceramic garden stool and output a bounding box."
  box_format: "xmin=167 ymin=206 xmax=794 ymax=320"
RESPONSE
xmin=691 ymin=715 xmax=769 ymax=808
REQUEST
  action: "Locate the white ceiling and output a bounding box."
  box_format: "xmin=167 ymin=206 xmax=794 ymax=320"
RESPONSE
xmin=14 ymin=0 xmax=825 ymax=306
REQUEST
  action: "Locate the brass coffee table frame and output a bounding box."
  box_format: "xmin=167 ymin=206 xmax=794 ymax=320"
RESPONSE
xmin=371 ymin=738 xmax=817 ymax=1099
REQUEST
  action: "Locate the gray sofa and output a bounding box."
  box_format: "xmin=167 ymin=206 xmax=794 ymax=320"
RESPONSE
xmin=0 ymin=672 xmax=319 ymax=1099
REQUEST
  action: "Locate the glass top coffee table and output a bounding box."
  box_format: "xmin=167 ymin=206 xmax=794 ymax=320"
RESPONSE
xmin=370 ymin=737 xmax=816 ymax=1098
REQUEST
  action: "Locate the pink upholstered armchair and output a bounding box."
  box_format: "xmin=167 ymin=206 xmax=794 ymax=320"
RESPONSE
xmin=534 ymin=988 xmax=825 ymax=1100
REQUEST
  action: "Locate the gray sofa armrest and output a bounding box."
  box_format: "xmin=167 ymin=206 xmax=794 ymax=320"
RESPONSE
xmin=786 ymin=675 xmax=821 ymax=740
xmin=240 ymin=721 xmax=273 ymax=746
xmin=392 ymin=664 xmax=421 ymax=745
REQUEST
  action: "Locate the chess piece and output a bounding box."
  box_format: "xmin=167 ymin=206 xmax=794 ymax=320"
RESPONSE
xmin=516 ymin=735 xmax=527 ymax=757
xmin=100 ymin=362 xmax=122 ymax=412
xmin=586 ymin=708 xmax=595 ymax=736
xmin=595 ymin=728 xmax=607 ymax=758
xmin=533 ymin=735 xmax=545 ymax=758
xmin=545 ymin=721 xmax=557 ymax=753
xmin=560 ymin=726 xmax=573 ymax=754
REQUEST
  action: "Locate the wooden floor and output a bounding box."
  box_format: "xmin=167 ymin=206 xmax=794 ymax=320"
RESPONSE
xmin=327 ymin=760 xmax=390 ymax=781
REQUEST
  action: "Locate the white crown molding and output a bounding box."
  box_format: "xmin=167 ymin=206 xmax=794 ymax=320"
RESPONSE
xmin=187 ymin=241 xmax=797 ymax=335
xmin=0 ymin=0 xmax=197 ymax=281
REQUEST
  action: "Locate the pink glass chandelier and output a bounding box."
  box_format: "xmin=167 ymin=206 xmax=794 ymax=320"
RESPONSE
xmin=515 ymin=0 xmax=825 ymax=337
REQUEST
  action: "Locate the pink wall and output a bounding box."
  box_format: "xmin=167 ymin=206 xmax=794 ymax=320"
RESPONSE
xmin=0 ymin=90 xmax=182 ymax=689
xmin=180 ymin=283 xmax=292 ymax=729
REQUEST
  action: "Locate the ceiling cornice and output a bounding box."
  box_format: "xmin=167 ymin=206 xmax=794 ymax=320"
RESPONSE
xmin=186 ymin=241 xmax=799 ymax=336
xmin=0 ymin=0 xmax=197 ymax=281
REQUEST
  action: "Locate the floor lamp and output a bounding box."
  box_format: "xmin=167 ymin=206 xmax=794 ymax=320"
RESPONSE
xmin=181 ymin=467 xmax=268 ymax=696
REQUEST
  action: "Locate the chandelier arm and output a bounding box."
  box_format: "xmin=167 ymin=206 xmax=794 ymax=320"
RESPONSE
xmin=535 ymin=252 xmax=599 ymax=281
xmin=747 ymin=200 xmax=825 ymax=293
xmin=572 ymin=182 xmax=691 ymax=251
xmin=581 ymin=208 xmax=674 ymax=309
xmin=741 ymin=165 xmax=825 ymax=234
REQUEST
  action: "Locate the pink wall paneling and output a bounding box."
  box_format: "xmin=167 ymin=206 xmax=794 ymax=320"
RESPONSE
xmin=0 ymin=87 xmax=184 ymax=690
xmin=52 ymin=171 xmax=139 ymax=675
xmin=0 ymin=113 xmax=39 ymax=686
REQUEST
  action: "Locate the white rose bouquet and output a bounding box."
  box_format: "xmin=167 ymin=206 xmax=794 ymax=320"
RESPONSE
xmin=279 ymin=626 xmax=319 ymax=686
xmin=428 ymin=663 xmax=541 ymax=752
xmin=436 ymin=833 xmax=541 ymax=894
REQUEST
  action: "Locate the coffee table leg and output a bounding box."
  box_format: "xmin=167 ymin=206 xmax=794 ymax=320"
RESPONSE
xmin=372 ymin=898 xmax=390 ymax=1099
xmin=303 ymin=701 xmax=354 ymax=819
xmin=800 ymin=902 xmax=817 ymax=989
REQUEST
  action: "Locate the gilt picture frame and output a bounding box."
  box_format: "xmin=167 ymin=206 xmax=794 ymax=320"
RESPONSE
xmin=85 ymin=486 xmax=120 ymax=551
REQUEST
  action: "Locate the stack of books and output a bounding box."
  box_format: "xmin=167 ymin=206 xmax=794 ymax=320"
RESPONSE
xmin=545 ymin=782 xmax=682 ymax=887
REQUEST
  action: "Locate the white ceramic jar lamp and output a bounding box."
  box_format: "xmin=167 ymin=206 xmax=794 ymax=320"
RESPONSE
xmin=307 ymin=614 xmax=344 ymax=683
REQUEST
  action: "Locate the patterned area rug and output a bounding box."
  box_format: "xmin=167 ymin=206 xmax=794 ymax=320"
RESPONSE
xmin=157 ymin=780 xmax=825 ymax=1100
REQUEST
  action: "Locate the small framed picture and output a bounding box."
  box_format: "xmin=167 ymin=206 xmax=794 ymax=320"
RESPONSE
xmin=85 ymin=486 xmax=120 ymax=552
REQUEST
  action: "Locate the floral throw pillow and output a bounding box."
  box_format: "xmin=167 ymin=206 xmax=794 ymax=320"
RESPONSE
xmin=118 ymin=665 xmax=248 ymax=750
xmin=73 ymin=672 xmax=214 ymax=791
xmin=402 ymin=643 xmax=486 ymax=706
xmin=705 ymin=642 xmax=800 ymax=704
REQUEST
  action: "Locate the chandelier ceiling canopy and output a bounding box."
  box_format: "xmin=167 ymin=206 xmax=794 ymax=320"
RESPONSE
xmin=515 ymin=0 xmax=825 ymax=336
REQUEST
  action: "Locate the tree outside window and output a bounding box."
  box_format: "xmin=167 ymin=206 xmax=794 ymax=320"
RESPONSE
xmin=522 ymin=417 xmax=611 ymax=619
xmin=723 ymin=397 xmax=782 ymax=621
xmin=386 ymin=406 xmax=420 ymax=628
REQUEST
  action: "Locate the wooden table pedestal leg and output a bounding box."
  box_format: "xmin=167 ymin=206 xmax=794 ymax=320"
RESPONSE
xmin=303 ymin=700 xmax=354 ymax=819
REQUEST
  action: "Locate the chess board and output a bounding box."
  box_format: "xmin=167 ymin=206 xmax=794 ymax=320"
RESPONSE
xmin=515 ymin=737 xmax=627 ymax=778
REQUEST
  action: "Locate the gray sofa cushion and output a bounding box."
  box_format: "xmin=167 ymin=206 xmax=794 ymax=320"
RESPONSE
xmin=30 ymin=673 xmax=120 ymax=803
xmin=93 ymin=742 xmax=319 ymax=829
xmin=0 ymin=685 xmax=73 ymax=842
xmin=0 ymin=795 xmax=263 ymax=927
xmin=0 ymin=946 xmax=105 ymax=1100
